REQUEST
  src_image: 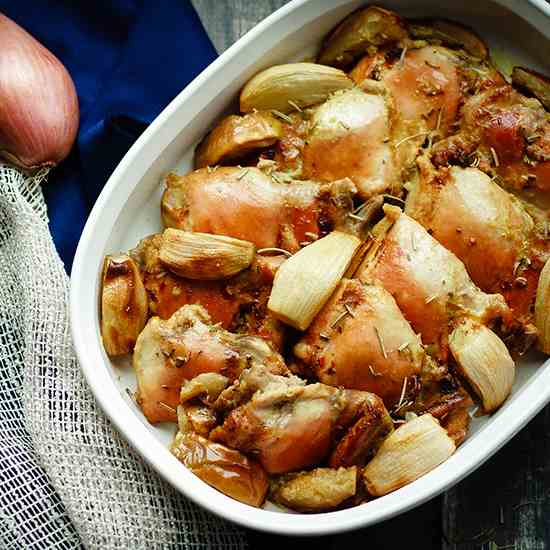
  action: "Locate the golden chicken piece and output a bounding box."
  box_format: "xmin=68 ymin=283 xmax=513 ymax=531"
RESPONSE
xmin=210 ymin=364 xmax=393 ymax=474
xmin=407 ymin=155 xmax=548 ymax=329
xmin=431 ymin=82 xmax=550 ymax=209
xmin=350 ymin=45 xmax=503 ymax=177
xmin=171 ymin=431 xmax=269 ymax=507
xmin=357 ymin=207 xmax=512 ymax=361
xmin=293 ymin=279 xmax=425 ymax=408
xmin=301 ymin=85 xmax=400 ymax=199
xmin=130 ymin=234 xmax=286 ymax=349
xmin=133 ymin=305 xmax=288 ymax=423
xmin=161 ymin=166 xmax=366 ymax=252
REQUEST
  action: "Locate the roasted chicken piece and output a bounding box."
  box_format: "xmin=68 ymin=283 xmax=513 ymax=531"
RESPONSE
xmin=407 ymin=155 xmax=548 ymax=327
xmin=357 ymin=207 xmax=515 ymax=411
xmin=269 ymin=466 xmax=357 ymax=512
xmin=316 ymin=5 xmax=500 ymax=183
xmin=171 ymin=431 xmax=269 ymax=507
xmin=130 ymin=233 xmax=286 ymax=349
xmin=210 ymin=364 xmax=393 ymax=474
xmin=300 ymin=84 xmax=400 ymax=199
xmin=161 ymin=167 xmax=363 ymax=252
xmin=133 ymin=305 xmax=287 ymax=423
xmin=293 ymin=279 xmax=425 ymax=408
xmin=350 ymin=44 xmax=502 ymax=177
xmin=357 ymin=207 xmax=512 ymax=361
xmin=431 ymin=82 xmax=550 ymax=209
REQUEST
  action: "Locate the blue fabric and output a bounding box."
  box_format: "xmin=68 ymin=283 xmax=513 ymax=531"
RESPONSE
xmin=0 ymin=0 xmax=217 ymax=271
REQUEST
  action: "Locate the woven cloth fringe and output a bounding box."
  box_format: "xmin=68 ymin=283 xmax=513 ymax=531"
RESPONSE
xmin=0 ymin=164 xmax=247 ymax=549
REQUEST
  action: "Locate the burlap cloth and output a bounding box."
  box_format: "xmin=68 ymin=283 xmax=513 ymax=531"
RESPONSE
xmin=0 ymin=164 xmax=247 ymax=549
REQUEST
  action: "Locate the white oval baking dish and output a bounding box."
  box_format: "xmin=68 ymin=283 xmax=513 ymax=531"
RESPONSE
xmin=70 ymin=0 xmax=550 ymax=536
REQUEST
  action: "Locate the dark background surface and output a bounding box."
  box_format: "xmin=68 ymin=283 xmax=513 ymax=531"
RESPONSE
xmin=190 ymin=1 xmax=550 ymax=548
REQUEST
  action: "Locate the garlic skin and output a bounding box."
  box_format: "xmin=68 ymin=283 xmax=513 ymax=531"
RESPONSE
xmin=159 ymin=229 xmax=255 ymax=280
xmin=0 ymin=13 xmax=79 ymax=170
xmin=268 ymin=231 xmax=361 ymax=331
xmin=449 ymin=319 xmax=515 ymax=413
xmin=240 ymin=63 xmax=353 ymax=114
xmin=363 ymin=414 xmax=455 ymax=497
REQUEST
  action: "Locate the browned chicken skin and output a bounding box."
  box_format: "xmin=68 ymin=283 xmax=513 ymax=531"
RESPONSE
xmin=293 ymin=279 xmax=425 ymax=408
xmin=358 ymin=208 xmax=512 ymax=361
xmin=350 ymin=44 xmax=503 ymax=178
xmin=432 ymin=83 xmax=550 ymax=209
xmin=301 ymin=84 xmax=400 ymax=198
xmin=161 ymin=167 xmax=363 ymax=252
xmin=407 ymin=155 xmax=548 ymax=327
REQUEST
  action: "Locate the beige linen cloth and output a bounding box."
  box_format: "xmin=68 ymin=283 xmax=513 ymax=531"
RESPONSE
xmin=0 ymin=164 xmax=247 ymax=549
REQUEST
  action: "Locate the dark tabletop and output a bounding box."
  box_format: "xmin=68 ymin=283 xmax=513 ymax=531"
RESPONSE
xmin=192 ymin=1 xmax=550 ymax=548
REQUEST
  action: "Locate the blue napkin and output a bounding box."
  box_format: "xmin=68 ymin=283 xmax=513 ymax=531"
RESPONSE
xmin=0 ymin=0 xmax=217 ymax=271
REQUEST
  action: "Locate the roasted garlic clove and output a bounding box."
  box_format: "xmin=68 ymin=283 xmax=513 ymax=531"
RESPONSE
xmin=449 ymin=319 xmax=515 ymax=413
xmin=268 ymin=231 xmax=361 ymax=330
xmin=270 ymin=467 xmax=357 ymax=512
xmin=535 ymin=257 xmax=550 ymax=353
xmin=171 ymin=431 xmax=269 ymax=507
xmin=240 ymin=62 xmax=353 ymax=114
xmin=318 ymin=5 xmax=408 ymax=68
xmin=363 ymin=414 xmax=455 ymax=497
xmin=194 ymin=111 xmax=283 ymax=169
xmin=100 ymin=254 xmax=148 ymax=356
xmin=159 ymin=229 xmax=255 ymax=280
xmin=512 ymin=66 xmax=550 ymax=111
xmin=409 ymin=19 xmax=488 ymax=59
